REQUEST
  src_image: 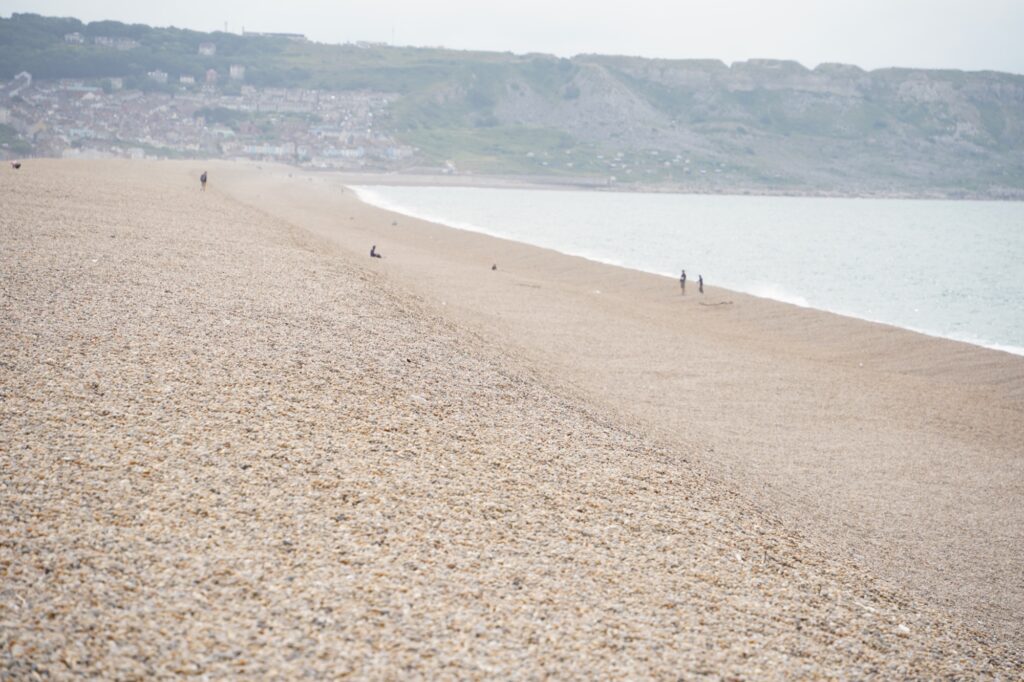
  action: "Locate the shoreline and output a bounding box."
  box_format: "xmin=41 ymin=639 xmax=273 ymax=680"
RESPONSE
xmin=327 ymin=168 xmax=1024 ymax=202
xmin=3 ymin=159 xmax=1022 ymax=675
xmin=20 ymin=154 xmax=1024 ymax=201
xmin=348 ymin=183 xmax=1024 ymax=358
xmin=211 ymin=159 xmax=1024 ymax=645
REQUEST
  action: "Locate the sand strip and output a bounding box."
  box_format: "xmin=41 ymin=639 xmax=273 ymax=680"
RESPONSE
xmin=212 ymin=162 xmax=1024 ymax=648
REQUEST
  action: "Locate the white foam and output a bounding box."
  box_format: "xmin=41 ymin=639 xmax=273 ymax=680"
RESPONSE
xmin=351 ymin=185 xmax=511 ymax=241
xmin=742 ymin=282 xmax=810 ymax=308
xmin=943 ymin=333 xmax=1024 ymax=357
xmin=350 ymin=184 xmax=1024 ymax=357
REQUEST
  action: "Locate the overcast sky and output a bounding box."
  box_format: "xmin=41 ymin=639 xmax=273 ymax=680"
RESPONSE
xmin=3 ymin=0 xmax=1023 ymax=74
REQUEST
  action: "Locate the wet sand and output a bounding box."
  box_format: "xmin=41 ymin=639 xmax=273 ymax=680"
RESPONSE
xmin=1 ymin=159 xmax=1021 ymax=677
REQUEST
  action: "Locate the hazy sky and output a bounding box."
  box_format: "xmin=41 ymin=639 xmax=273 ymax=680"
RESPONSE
xmin=3 ymin=0 xmax=1023 ymax=74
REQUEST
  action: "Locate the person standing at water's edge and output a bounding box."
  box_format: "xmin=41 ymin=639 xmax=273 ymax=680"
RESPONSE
xmin=699 ymin=275 xmax=703 ymax=294
xmin=679 ymin=269 xmax=687 ymax=295
xmin=200 ymin=171 xmax=207 ymax=191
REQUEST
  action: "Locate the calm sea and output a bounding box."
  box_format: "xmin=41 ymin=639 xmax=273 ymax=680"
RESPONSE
xmin=352 ymin=186 xmax=1024 ymax=355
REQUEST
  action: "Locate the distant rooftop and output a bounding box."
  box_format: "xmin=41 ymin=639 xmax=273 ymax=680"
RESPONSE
xmin=242 ymin=30 xmax=307 ymax=41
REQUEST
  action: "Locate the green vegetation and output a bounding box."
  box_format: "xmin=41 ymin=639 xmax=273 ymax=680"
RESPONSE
xmin=0 ymin=123 xmax=31 ymax=154
xmin=0 ymin=13 xmax=289 ymax=85
xmin=977 ymin=101 xmax=1007 ymax=145
xmin=3 ymin=12 xmax=1023 ymax=194
xmin=403 ymin=126 xmax=577 ymax=173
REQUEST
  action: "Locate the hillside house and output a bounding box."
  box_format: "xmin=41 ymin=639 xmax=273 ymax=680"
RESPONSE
xmin=94 ymin=36 xmax=139 ymax=50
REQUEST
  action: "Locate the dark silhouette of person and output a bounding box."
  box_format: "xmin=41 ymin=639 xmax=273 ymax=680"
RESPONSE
xmin=699 ymin=275 xmax=704 ymax=294
xmin=10 ymin=161 xmax=21 ymax=170
xmin=679 ymin=269 xmax=687 ymax=294
xmin=370 ymin=244 xmax=382 ymax=258
xmin=200 ymin=171 xmax=207 ymax=191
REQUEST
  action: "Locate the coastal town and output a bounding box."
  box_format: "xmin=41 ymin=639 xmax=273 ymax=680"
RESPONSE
xmin=0 ymin=68 xmax=722 ymax=184
xmin=3 ymin=14 xmax=1022 ymax=197
xmin=4 ymin=7 xmax=1024 ymax=680
xmin=0 ymin=68 xmax=694 ymax=182
xmin=0 ymin=28 xmax=726 ymax=184
xmin=0 ymin=38 xmax=417 ymax=170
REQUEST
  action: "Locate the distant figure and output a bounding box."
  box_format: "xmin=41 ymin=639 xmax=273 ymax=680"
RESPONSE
xmin=491 ymin=264 xmax=497 ymax=271
xmin=200 ymin=171 xmax=207 ymax=191
xmin=10 ymin=161 xmax=21 ymax=170
xmin=370 ymin=244 xmax=382 ymax=258
xmin=679 ymin=269 xmax=687 ymax=294
xmin=699 ymin=274 xmax=704 ymax=294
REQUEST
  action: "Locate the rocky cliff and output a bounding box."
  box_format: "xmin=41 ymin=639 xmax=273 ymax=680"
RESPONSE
xmin=3 ymin=13 xmax=1023 ymax=197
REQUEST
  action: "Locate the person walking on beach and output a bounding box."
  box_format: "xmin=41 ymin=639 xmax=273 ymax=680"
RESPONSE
xmin=679 ymin=269 xmax=687 ymax=295
xmin=699 ymin=274 xmax=704 ymax=294
xmin=200 ymin=171 xmax=207 ymax=191
xmin=370 ymin=244 xmax=382 ymax=258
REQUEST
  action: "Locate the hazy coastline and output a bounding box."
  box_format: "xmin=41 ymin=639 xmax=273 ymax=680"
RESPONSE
xmin=348 ymin=182 xmax=1024 ymax=357
xmin=319 ymin=169 xmax=1024 ymax=202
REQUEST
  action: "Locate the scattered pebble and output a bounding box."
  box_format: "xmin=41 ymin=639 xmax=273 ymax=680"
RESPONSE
xmin=0 ymin=160 xmax=1017 ymax=678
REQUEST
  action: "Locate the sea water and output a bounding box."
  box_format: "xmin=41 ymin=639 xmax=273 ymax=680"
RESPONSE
xmin=352 ymin=186 xmax=1024 ymax=355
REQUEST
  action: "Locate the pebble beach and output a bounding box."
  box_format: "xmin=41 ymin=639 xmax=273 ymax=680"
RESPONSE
xmin=1 ymin=160 xmax=1021 ymax=677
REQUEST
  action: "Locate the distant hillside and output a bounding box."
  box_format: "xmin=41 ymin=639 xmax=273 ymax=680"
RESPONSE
xmin=3 ymin=12 xmax=1023 ymax=197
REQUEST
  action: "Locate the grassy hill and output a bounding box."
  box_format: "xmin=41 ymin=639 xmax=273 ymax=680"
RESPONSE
xmin=3 ymin=12 xmax=1023 ymax=196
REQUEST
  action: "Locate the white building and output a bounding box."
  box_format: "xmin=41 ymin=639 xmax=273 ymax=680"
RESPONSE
xmin=229 ymin=65 xmax=246 ymax=81
xmin=94 ymin=36 xmax=139 ymax=50
xmin=198 ymin=42 xmax=217 ymax=56
xmin=244 ymin=142 xmax=296 ymax=158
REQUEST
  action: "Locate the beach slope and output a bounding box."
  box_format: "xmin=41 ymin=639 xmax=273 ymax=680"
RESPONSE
xmin=214 ymin=163 xmax=1024 ymax=649
xmin=0 ymin=160 xmax=1019 ymax=677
